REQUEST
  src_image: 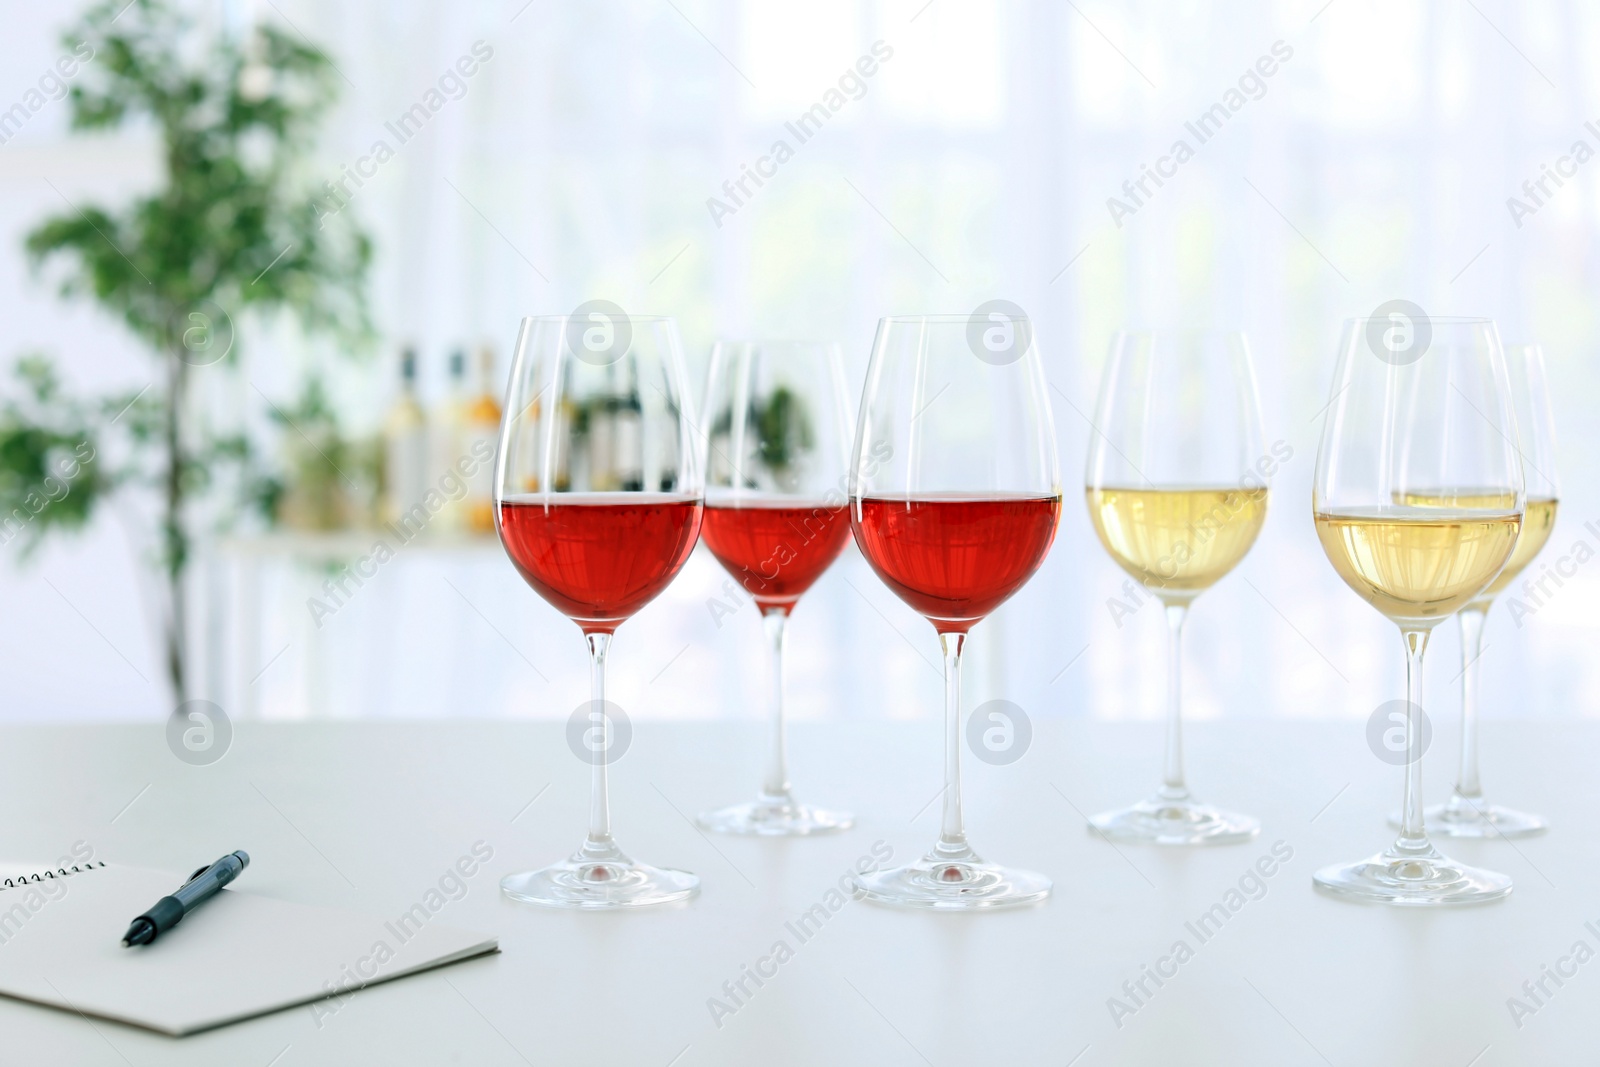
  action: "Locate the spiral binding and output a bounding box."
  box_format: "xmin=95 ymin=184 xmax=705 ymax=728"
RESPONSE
xmin=1 ymin=861 xmax=107 ymax=890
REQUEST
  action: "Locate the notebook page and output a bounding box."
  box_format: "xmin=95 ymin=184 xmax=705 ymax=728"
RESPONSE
xmin=0 ymin=865 xmax=497 ymax=1035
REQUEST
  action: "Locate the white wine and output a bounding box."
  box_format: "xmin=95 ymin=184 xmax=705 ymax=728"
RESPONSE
xmin=1482 ymin=497 xmax=1558 ymax=601
xmin=1314 ymin=506 xmax=1521 ymax=624
xmin=1396 ymin=492 xmax=1558 ymax=605
xmin=1087 ymin=486 xmax=1268 ymax=599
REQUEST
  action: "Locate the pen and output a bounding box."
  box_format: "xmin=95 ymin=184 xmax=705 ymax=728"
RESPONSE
xmin=121 ymin=851 xmax=249 ymax=947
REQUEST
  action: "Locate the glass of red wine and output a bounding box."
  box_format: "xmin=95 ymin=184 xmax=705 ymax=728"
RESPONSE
xmin=849 ymin=311 xmax=1061 ymax=908
xmin=494 ymin=310 xmax=703 ymax=908
xmin=696 ymin=341 xmax=856 ymax=836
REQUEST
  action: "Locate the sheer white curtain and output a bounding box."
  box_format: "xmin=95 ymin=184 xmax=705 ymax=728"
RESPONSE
xmin=1 ymin=0 xmax=1595 ymax=723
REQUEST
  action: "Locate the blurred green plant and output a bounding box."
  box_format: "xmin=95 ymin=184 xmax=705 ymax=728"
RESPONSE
xmin=0 ymin=357 xmax=107 ymax=553
xmin=754 ymin=386 xmax=813 ymax=475
xmin=706 ymin=386 xmax=816 ymax=491
xmin=7 ymin=0 xmax=371 ymax=700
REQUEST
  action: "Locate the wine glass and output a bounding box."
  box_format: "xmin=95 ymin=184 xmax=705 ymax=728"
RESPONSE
xmin=494 ymin=310 xmax=703 ymax=908
xmin=696 ymin=341 xmax=856 ymax=836
xmin=849 ymin=311 xmax=1060 ymax=909
xmin=1312 ymin=315 xmax=1523 ymax=905
xmin=1085 ymin=330 xmax=1269 ymax=845
xmin=1400 ymin=342 xmax=1556 ymax=838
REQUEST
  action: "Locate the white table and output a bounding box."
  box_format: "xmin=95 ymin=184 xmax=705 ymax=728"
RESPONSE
xmin=3 ymin=718 xmax=1593 ymax=1065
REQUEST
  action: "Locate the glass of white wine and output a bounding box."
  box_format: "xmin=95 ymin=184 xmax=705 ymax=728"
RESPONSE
xmin=1085 ymin=330 xmax=1271 ymax=845
xmin=1313 ymin=316 xmax=1524 ymax=905
xmin=1393 ymin=342 xmax=1557 ymax=838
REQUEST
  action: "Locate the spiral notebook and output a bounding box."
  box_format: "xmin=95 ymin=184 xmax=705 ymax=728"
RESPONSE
xmin=0 ymin=862 xmax=497 ymax=1036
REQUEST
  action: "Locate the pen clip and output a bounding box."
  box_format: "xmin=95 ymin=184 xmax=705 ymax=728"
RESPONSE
xmin=184 ymin=864 xmax=211 ymax=885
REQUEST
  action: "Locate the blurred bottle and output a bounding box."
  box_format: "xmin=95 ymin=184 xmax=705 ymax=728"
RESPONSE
xmin=432 ymin=348 xmax=470 ymax=531
xmin=445 ymin=347 xmax=469 ymax=424
xmin=381 ymin=346 xmax=429 ymax=527
xmin=512 ymin=365 xmax=543 ymax=494
xmin=654 ymin=382 xmax=680 ymax=493
xmin=580 ymin=361 xmax=642 ymax=491
xmin=553 ymin=394 xmax=573 ymax=491
xmin=463 ymin=343 xmax=503 ymax=533
xmin=586 ymin=364 xmax=616 ymax=491
xmin=617 ymin=359 xmax=643 ymax=491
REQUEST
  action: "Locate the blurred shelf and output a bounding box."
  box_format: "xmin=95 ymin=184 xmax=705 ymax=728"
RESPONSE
xmin=206 ymin=527 xmax=509 ymax=720
xmin=219 ymin=528 xmax=504 ymax=561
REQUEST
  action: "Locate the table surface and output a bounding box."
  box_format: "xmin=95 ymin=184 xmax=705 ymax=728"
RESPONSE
xmin=2 ymin=718 xmax=1594 ymax=1066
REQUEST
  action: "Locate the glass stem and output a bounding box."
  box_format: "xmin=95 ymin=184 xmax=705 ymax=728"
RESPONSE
xmin=759 ymin=609 xmax=793 ymax=804
xmin=1454 ymin=605 xmax=1488 ymax=802
xmin=1397 ymin=627 xmax=1432 ymax=851
xmin=936 ymin=631 xmax=972 ymax=860
xmin=583 ymin=631 xmax=617 ymax=858
xmin=1159 ymin=603 xmax=1190 ymax=800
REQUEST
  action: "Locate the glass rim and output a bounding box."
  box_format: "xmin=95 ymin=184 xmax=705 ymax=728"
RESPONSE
xmin=1111 ymin=327 xmax=1248 ymax=338
xmin=877 ymin=314 xmax=1030 ymax=324
xmin=1340 ymin=315 xmax=1494 ymax=326
xmin=519 ymin=313 xmax=678 ymax=324
xmin=711 ymin=338 xmax=842 ymax=348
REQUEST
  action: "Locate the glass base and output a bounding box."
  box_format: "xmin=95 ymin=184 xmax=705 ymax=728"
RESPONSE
xmin=500 ymin=839 xmax=698 ymax=909
xmin=1088 ymin=791 xmax=1260 ymax=846
xmin=697 ymin=795 xmax=853 ymax=836
xmin=1313 ymin=840 xmax=1512 ymax=906
xmin=1387 ymin=796 xmax=1548 ymax=838
xmin=852 ymin=844 xmax=1051 ymax=910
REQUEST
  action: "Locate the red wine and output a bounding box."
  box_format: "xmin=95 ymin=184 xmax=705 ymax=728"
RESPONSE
xmin=852 ymin=492 xmax=1061 ymax=632
xmin=498 ymin=493 xmax=703 ymax=633
xmin=701 ymin=498 xmax=851 ymax=613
